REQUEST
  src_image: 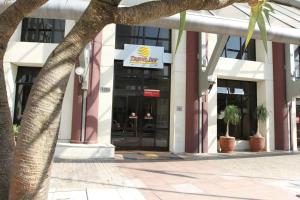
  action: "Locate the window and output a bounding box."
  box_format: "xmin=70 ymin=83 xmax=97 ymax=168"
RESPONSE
xmin=13 ymin=67 xmax=41 ymax=125
xmin=21 ymin=18 xmax=65 ymax=43
xmin=294 ymin=46 xmax=300 ymax=79
xmin=217 ymin=79 xmax=257 ymax=140
xmin=222 ymin=36 xmax=256 ymax=61
xmin=116 ymin=25 xmax=171 ymax=53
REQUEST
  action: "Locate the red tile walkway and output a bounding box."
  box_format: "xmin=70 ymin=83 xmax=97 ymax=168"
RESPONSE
xmin=50 ymin=151 xmax=300 ymax=200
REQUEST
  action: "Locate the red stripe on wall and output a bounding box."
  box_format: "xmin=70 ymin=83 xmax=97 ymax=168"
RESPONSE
xmin=84 ymin=32 xmax=102 ymax=144
xmin=185 ymin=32 xmax=199 ymax=153
xmin=272 ymin=42 xmax=289 ymax=150
xmin=71 ymin=60 xmax=83 ymax=144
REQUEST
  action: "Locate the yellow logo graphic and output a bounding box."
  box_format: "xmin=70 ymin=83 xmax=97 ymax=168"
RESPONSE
xmin=138 ymin=47 xmax=150 ymax=57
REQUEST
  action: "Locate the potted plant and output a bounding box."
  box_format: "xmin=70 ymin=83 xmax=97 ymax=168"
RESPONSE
xmin=219 ymin=105 xmax=241 ymax=153
xmin=250 ymin=104 xmax=268 ymax=152
xmin=13 ymin=124 xmax=20 ymax=145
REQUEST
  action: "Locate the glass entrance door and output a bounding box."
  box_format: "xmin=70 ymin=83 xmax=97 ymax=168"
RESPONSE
xmin=112 ymin=95 xmax=158 ymax=149
xmin=111 ymin=61 xmax=170 ymax=150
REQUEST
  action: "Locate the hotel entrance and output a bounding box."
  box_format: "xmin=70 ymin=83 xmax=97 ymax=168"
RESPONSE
xmin=111 ymin=61 xmax=170 ymax=150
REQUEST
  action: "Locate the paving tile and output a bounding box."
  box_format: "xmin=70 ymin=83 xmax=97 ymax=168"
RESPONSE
xmin=51 ymin=190 xmax=87 ymax=200
xmin=171 ymin=183 xmax=203 ymax=194
xmin=87 ymin=189 xmax=122 ymax=200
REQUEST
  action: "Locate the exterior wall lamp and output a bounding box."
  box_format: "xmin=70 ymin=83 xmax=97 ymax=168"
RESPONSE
xmin=75 ymin=43 xmax=92 ymax=143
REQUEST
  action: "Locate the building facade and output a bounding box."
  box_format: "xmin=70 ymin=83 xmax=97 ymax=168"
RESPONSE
xmin=4 ymin=16 xmax=300 ymax=158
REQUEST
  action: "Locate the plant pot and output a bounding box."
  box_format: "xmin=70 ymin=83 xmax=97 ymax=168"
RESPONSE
xmin=219 ymin=136 xmax=235 ymax=153
xmin=250 ymin=136 xmax=265 ymax=152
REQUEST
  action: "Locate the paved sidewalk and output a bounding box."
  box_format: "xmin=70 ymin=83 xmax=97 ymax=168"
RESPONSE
xmin=49 ymin=151 xmax=300 ymax=200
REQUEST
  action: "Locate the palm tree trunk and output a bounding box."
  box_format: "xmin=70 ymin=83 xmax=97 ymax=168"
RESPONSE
xmin=0 ymin=54 xmax=14 ymax=200
xmin=255 ymin=120 xmax=262 ymax=137
xmin=9 ymin=1 xmax=112 ymax=199
xmin=0 ymin=1 xmax=48 ymax=199
xmin=225 ymin=122 xmax=230 ymax=137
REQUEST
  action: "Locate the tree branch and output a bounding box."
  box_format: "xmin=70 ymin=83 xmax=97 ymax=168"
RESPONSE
xmin=0 ymin=0 xmax=48 ymax=45
xmin=114 ymin=0 xmax=249 ymax=25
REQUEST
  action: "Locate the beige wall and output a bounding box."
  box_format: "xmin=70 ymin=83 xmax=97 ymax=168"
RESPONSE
xmin=4 ymin=19 xmax=76 ymax=142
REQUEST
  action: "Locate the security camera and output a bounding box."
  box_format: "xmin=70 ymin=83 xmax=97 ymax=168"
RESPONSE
xmin=75 ymin=66 xmax=85 ymax=76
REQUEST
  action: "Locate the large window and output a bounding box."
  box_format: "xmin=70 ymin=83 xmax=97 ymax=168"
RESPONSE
xmin=21 ymin=18 xmax=65 ymax=43
xmin=13 ymin=67 xmax=41 ymax=125
xmin=115 ymin=25 xmax=171 ymax=53
xmin=217 ymin=79 xmax=257 ymax=140
xmin=222 ymin=36 xmax=256 ymax=61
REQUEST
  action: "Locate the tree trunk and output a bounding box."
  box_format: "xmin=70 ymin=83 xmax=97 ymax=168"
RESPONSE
xmin=225 ymin=122 xmax=230 ymax=137
xmin=0 ymin=54 xmax=14 ymax=200
xmin=0 ymin=1 xmax=48 ymax=199
xmin=255 ymin=120 xmax=262 ymax=137
xmin=9 ymin=1 xmax=112 ymax=199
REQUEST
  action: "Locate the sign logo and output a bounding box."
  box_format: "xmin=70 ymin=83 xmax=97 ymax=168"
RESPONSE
xmin=124 ymin=44 xmax=164 ymax=69
xmin=138 ymin=47 xmax=150 ymax=57
xmin=130 ymin=46 xmax=159 ymax=65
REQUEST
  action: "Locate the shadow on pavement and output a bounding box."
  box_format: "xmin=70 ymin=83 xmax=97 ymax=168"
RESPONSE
xmin=54 ymin=151 xmax=300 ymax=164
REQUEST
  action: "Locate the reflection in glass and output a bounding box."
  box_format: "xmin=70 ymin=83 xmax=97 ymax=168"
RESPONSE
xmin=21 ymin=18 xmax=65 ymax=43
xmin=13 ymin=67 xmax=41 ymax=125
xmin=222 ymin=36 xmax=256 ymax=61
xmin=112 ymin=61 xmax=170 ymax=150
xmin=217 ymin=79 xmax=257 ymax=140
xmin=116 ymin=25 xmax=171 ymax=53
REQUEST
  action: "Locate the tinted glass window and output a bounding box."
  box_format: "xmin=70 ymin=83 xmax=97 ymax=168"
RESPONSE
xmin=13 ymin=67 xmax=41 ymax=125
xmin=116 ymin=25 xmax=171 ymax=53
xmin=21 ymin=18 xmax=65 ymax=43
xmin=217 ymin=79 xmax=257 ymax=140
xmin=222 ymin=36 xmax=256 ymax=61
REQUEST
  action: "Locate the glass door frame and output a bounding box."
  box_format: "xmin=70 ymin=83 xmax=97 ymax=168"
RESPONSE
xmin=111 ymin=60 xmax=171 ymax=151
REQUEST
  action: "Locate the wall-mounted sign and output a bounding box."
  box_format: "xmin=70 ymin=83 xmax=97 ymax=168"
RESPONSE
xmin=123 ymin=44 xmax=164 ymax=69
xmin=144 ymin=89 xmax=160 ymax=97
xmin=100 ymin=87 xmax=111 ymax=93
xmin=176 ymin=106 xmax=183 ymax=112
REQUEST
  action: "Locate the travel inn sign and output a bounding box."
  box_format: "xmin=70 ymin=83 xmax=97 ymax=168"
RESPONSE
xmin=123 ymin=44 xmax=164 ymax=69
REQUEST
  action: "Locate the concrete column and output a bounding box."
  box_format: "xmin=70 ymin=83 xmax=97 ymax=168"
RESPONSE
xmin=84 ymin=32 xmax=102 ymax=144
xmin=185 ymin=31 xmax=199 ymax=153
xmin=207 ymin=77 xmax=218 ymax=153
xmin=201 ymin=94 xmax=209 ymax=153
xmin=272 ymin=42 xmax=289 ymax=150
xmin=98 ymin=24 xmax=116 ymax=144
xmin=207 ymin=34 xmax=218 ymax=153
xmin=169 ymin=30 xmax=186 ymax=153
xmin=291 ymin=98 xmax=298 ymax=151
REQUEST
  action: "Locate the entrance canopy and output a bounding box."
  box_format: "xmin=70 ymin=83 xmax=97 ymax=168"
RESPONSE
xmin=1 ymin=0 xmax=300 ymax=44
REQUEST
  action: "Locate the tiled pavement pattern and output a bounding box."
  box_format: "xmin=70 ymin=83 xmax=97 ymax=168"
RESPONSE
xmin=50 ymin=151 xmax=300 ymax=200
